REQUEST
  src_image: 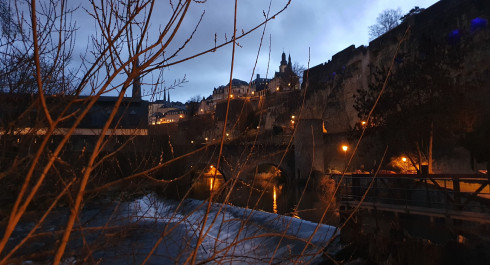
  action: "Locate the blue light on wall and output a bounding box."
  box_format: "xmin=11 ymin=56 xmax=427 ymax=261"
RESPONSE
xmin=471 ymin=17 xmax=488 ymax=32
xmin=447 ymin=29 xmax=460 ymax=44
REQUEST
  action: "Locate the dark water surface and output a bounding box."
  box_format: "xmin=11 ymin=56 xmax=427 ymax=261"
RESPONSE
xmin=188 ymin=173 xmax=340 ymax=226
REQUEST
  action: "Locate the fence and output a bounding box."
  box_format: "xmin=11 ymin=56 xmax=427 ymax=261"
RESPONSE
xmin=333 ymin=173 xmax=490 ymax=223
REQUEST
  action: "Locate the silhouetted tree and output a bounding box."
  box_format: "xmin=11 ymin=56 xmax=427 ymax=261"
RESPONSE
xmin=292 ymin=62 xmax=306 ymax=84
xmin=0 ymin=1 xmax=301 ymax=264
xmin=186 ymin=95 xmax=202 ymax=117
xmin=368 ymin=8 xmax=403 ymax=40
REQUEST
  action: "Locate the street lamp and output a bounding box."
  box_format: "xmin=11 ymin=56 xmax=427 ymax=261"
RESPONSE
xmin=341 ymin=145 xmax=348 ymax=170
xmin=401 ymin=156 xmax=409 ymax=173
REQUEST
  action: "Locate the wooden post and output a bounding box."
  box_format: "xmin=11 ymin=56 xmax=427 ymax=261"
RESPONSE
xmin=453 ymin=176 xmax=461 ymax=210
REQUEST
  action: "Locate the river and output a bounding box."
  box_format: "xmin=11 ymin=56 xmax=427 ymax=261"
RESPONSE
xmin=188 ymin=169 xmax=340 ymax=226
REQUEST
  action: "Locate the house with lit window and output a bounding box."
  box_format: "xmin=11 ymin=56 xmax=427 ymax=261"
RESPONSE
xmin=148 ymin=90 xmax=186 ymax=125
xmin=211 ymin=79 xmax=252 ymax=103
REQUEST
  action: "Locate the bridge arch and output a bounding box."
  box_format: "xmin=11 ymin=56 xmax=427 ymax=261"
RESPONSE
xmin=244 ymin=163 xmax=291 ymax=184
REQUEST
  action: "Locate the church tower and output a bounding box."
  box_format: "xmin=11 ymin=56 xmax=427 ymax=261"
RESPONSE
xmin=280 ymin=52 xmax=288 ymax=73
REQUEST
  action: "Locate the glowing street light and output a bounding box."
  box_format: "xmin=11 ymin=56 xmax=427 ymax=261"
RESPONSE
xmin=341 ymin=145 xmax=349 ymax=170
xmin=401 ymin=157 xmax=407 ymax=162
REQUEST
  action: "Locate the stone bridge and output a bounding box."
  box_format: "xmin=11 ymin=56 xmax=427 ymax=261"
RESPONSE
xmin=197 ymin=119 xmax=325 ymax=183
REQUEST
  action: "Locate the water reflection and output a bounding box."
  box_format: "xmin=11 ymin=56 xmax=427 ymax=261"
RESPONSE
xmin=189 ymin=167 xmax=339 ymax=225
xmin=273 ymin=185 xmax=277 ymax=214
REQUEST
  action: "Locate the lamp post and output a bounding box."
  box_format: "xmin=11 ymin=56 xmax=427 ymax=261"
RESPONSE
xmin=401 ymin=156 xmax=408 ymax=173
xmin=342 ymin=145 xmax=348 ymax=171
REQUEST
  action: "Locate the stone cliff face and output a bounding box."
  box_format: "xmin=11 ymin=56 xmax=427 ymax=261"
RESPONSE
xmin=303 ymin=0 xmax=489 ymax=135
xmin=302 ymin=45 xmax=370 ymax=134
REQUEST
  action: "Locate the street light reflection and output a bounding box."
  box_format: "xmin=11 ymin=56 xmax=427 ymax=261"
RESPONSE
xmin=273 ymin=186 xmax=278 ymax=214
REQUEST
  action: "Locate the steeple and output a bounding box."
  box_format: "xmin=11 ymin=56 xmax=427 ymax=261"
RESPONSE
xmin=167 ymin=89 xmax=170 ymax=105
xmin=132 ymin=58 xmax=141 ymax=100
xmin=287 ymin=54 xmax=292 ymax=71
xmin=281 ymin=52 xmax=287 ymax=64
xmin=280 ymin=52 xmax=288 ymax=73
xmin=163 ymin=87 xmax=167 ymax=104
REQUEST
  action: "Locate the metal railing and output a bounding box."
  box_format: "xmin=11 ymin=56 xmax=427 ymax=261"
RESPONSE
xmin=333 ymin=173 xmax=490 ymax=222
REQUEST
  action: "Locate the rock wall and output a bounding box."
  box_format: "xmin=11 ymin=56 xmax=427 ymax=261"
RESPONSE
xmin=302 ymin=0 xmax=490 ymax=172
xmin=303 ymin=0 xmax=489 ymax=135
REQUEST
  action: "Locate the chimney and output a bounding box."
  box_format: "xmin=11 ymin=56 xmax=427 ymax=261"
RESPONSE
xmin=132 ymin=58 xmax=141 ymax=101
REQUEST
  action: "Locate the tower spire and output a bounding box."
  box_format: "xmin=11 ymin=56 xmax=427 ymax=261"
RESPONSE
xmin=280 ymin=52 xmax=288 ymax=73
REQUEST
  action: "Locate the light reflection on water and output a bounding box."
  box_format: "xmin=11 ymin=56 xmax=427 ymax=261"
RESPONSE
xmin=190 ymin=172 xmax=339 ymax=225
xmin=273 ymin=185 xmax=277 ymax=214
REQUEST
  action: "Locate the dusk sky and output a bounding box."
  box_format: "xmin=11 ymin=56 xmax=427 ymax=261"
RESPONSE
xmin=75 ymin=0 xmax=440 ymax=103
